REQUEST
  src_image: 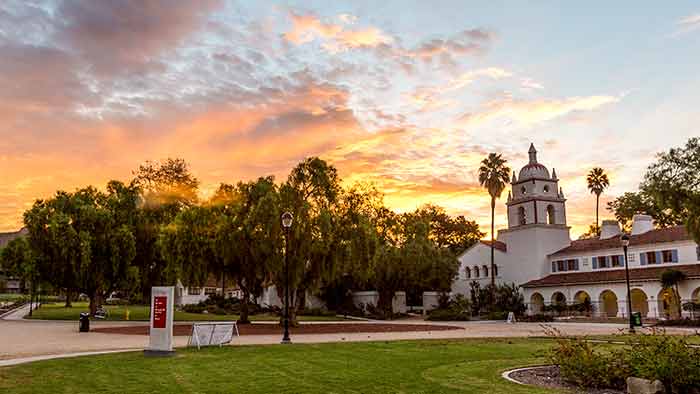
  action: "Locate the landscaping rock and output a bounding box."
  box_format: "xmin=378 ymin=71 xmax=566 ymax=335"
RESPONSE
xmin=626 ymin=377 xmax=665 ymax=394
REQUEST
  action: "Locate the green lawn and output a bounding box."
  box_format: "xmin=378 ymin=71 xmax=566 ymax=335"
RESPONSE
xmin=25 ymin=302 xmax=344 ymax=322
xmin=0 ymin=339 xmax=558 ymax=394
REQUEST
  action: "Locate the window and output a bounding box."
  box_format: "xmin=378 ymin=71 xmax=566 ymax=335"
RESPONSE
xmin=646 ymin=251 xmax=657 ymax=265
xmin=567 ymin=259 xmax=577 ymax=271
xmin=204 ymin=287 xmax=217 ymax=295
xmin=474 ymin=266 xmax=480 ymax=278
xmin=610 ymin=255 xmax=621 ymax=267
xmin=552 ymin=261 xmax=557 ymax=272
xmin=662 ymin=250 xmax=674 ymax=263
xmin=547 ymin=205 xmax=555 ymax=225
xmin=465 ymin=267 xmax=471 ymax=279
xmin=543 ymin=185 xmax=550 ymax=193
xmin=518 ymin=206 xmax=527 ymax=225
xmin=597 ymin=256 xmax=609 ymax=268
xmin=188 ymin=287 xmax=201 ymax=295
xmin=482 ymin=265 xmax=489 ymax=277
xmin=557 ymin=260 xmax=565 ymax=272
xmin=628 ymin=253 xmax=635 ymax=263
xmin=521 ymin=186 xmax=527 ymax=195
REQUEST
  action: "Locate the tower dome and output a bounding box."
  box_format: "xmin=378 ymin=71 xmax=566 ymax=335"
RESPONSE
xmin=518 ymin=143 xmax=550 ymax=181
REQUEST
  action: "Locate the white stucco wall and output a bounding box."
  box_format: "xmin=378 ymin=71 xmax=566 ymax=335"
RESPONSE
xmin=452 ymin=243 xmax=506 ymax=296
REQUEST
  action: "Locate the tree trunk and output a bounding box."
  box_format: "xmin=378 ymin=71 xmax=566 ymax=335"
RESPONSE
xmin=65 ymin=288 xmax=72 ymax=308
xmin=490 ymin=197 xmax=496 ymax=308
xmin=88 ymin=291 xmax=102 ymax=316
xmin=377 ymin=289 xmax=394 ymax=320
xmin=676 ymin=284 xmax=682 ymax=318
xmin=28 ymin=287 xmax=33 ymax=317
xmin=221 ymin=272 xmax=226 ymax=298
xmin=595 ymin=193 xmax=600 ymax=231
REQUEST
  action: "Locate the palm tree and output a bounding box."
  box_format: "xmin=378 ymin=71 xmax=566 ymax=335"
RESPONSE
xmin=586 ymin=167 xmax=610 ymax=232
xmin=478 ymin=153 xmax=511 ymax=306
xmin=661 ymin=269 xmax=686 ymax=319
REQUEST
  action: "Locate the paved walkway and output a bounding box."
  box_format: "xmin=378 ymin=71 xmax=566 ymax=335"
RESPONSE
xmin=2 ymin=305 xmax=697 ymax=366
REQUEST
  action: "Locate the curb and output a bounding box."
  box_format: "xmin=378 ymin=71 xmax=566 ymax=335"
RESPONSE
xmin=501 ymin=364 xmax=551 ymax=386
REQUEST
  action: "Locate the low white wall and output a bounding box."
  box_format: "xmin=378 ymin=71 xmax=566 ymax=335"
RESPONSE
xmin=352 ymin=290 xmax=406 ymax=314
xmin=422 ymin=291 xmax=441 ymax=313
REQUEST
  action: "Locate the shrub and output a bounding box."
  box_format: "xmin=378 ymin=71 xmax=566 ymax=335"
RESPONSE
xmin=427 ymin=294 xmax=471 ymax=321
xmin=485 ymin=311 xmax=508 ymax=320
xmin=301 ymin=307 xmax=335 ymax=317
xmin=182 ymin=304 xmax=205 ymax=314
xmin=546 ymin=329 xmax=629 ymax=390
xmin=426 ymin=308 xmax=470 ymax=321
xmin=656 ymin=318 xmax=700 ymax=327
xmin=547 ymin=327 xmax=700 ymax=393
xmin=626 ymin=331 xmax=700 ymax=393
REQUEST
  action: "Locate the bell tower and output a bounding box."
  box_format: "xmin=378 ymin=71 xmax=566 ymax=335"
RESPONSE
xmin=506 ymin=143 xmax=567 ymax=228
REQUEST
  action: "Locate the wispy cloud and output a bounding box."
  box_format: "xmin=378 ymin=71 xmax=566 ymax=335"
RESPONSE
xmin=675 ymin=13 xmax=700 ymax=35
xmin=284 ymin=12 xmax=392 ymax=51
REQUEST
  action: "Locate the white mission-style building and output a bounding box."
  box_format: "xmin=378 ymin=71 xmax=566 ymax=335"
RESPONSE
xmin=452 ymin=144 xmax=700 ymax=319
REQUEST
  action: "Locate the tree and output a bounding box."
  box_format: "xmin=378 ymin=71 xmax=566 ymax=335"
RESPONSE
xmin=273 ymin=157 xmax=342 ymax=325
xmin=660 ymin=269 xmax=686 ymax=319
xmin=478 ymin=153 xmax=510 ymax=302
xmin=131 ymin=158 xmax=200 ymax=300
xmin=578 ymin=223 xmax=600 ymax=239
xmin=640 ymin=138 xmax=700 ymax=243
xmin=587 ymin=167 xmax=610 ymax=230
xmin=408 ymin=205 xmax=483 ymax=255
xmin=607 ymin=191 xmax=684 ymax=230
xmin=24 ymin=184 xmax=137 ymax=315
xmin=214 ymin=177 xmax=282 ymax=324
xmin=0 ymin=237 xmax=37 ymax=312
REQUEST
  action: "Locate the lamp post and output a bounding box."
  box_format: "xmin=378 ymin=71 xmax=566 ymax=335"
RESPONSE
xmin=281 ymin=211 xmax=293 ymax=344
xmin=621 ymin=234 xmax=635 ymax=334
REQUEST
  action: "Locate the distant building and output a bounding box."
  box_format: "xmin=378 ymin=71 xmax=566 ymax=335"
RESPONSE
xmin=452 ymin=144 xmax=700 ymax=319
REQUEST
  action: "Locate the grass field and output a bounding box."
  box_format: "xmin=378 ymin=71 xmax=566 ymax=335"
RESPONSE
xmin=25 ymin=302 xmax=344 ymax=322
xmin=0 ymin=339 xmax=557 ymax=394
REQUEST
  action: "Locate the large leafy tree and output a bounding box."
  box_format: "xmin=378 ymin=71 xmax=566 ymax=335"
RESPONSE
xmin=131 ymin=158 xmax=199 ymax=300
xmin=214 ymin=177 xmax=282 ymax=323
xmin=273 ymin=157 xmax=342 ymax=324
xmin=607 ymin=191 xmax=684 ymax=230
xmin=586 ymin=167 xmax=610 ymax=231
xmin=407 ymin=204 xmax=483 ymax=255
xmin=0 ymin=237 xmax=38 ymax=310
xmin=24 ymin=183 xmax=137 ymax=315
xmin=478 ymin=153 xmax=510 ymax=300
xmin=641 ymin=138 xmax=700 ymax=242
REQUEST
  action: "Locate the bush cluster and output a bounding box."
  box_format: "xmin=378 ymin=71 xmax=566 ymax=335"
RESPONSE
xmin=548 ymin=328 xmax=700 ymax=393
xmin=656 ymin=318 xmax=700 ymax=327
xmin=427 ymin=294 xmax=471 ymax=321
xmin=517 ymin=314 xmax=553 ymax=323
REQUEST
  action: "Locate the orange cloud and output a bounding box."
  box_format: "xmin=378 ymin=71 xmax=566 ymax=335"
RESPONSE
xmin=284 ymin=12 xmax=392 ymax=51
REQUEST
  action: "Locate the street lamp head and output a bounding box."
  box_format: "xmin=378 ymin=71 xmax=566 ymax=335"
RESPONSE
xmin=281 ymin=212 xmax=293 ymax=228
xmin=621 ymin=233 xmax=630 ymax=248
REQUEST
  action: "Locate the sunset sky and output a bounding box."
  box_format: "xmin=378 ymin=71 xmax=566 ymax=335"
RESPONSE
xmin=1 ymin=1 xmax=699 ymax=237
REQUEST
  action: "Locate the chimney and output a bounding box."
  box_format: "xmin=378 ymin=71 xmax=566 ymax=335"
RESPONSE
xmin=600 ymin=220 xmax=621 ymax=239
xmin=631 ymin=214 xmax=654 ymax=235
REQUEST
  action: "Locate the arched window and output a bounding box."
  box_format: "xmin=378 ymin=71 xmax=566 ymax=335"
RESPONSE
xmin=465 ymin=267 xmax=471 ymax=279
xmin=521 ymin=186 xmax=527 ymax=195
xmin=543 ymin=185 xmax=550 ymax=193
xmin=518 ymin=206 xmax=527 ymax=225
xmin=474 ymin=266 xmax=480 ymax=278
xmin=482 ymin=265 xmax=489 ymax=277
xmin=547 ymin=205 xmax=555 ymax=225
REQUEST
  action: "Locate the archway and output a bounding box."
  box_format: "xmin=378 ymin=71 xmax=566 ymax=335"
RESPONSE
xmin=551 ymin=292 xmax=566 ymax=306
xmin=599 ymin=290 xmax=619 ymax=318
xmin=574 ymin=290 xmax=590 ymax=304
xmin=465 ymin=267 xmax=471 ymax=279
xmin=547 ymin=205 xmax=555 ymax=225
xmin=474 ymin=266 xmax=480 ymax=278
xmin=518 ymin=206 xmax=526 ymax=225
xmin=530 ymin=293 xmax=544 ymax=314
xmin=574 ymin=290 xmax=592 ymax=315
xmin=658 ymin=287 xmax=681 ymax=319
xmin=692 ymin=287 xmax=700 ymax=302
xmin=482 ymin=265 xmax=489 ymax=277
xmin=630 ymin=288 xmax=649 ymax=317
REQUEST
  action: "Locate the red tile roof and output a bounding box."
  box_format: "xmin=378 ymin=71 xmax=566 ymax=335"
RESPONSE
xmin=549 ymin=226 xmax=692 ymax=257
xmin=480 ymin=240 xmax=507 ymax=252
xmin=522 ymin=263 xmax=700 ymax=288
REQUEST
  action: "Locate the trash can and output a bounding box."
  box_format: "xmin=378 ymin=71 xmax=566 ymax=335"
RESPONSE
xmin=79 ymin=312 xmax=90 ymax=332
xmin=632 ymin=312 xmax=643 ymax=327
